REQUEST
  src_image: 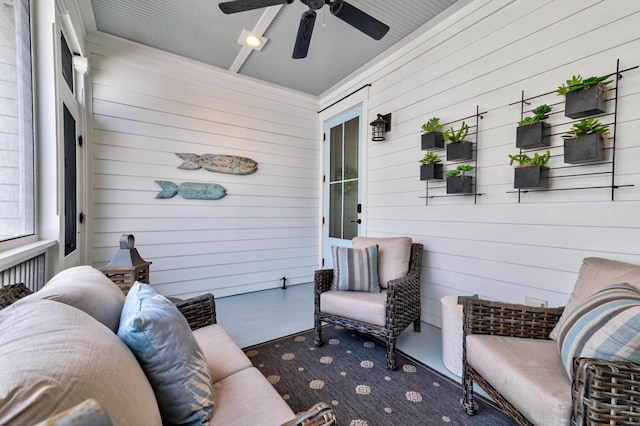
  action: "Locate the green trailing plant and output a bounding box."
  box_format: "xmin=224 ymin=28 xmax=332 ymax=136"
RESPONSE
xmin=419 ymin=152 xmax=442 ymax=165
xmin=556 ymin=74 xmax=613 ymax=96
xmin=421 ymin=117 xmax=443 ymax=133
xmin=519 ymin=104 xmax=552 ymax=126
xmin=443 ymin=121 xmax=469 ymax=143
xmin=446 ymin=164 xmax=473 ymax=177
xmin=561 ymin=118 xmax=609 ymax=140
xmin=508 ymin=150 xmax=551 ymax=167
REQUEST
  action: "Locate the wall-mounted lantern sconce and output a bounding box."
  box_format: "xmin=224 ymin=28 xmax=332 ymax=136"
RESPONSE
xmin=370 ymin=113 xmax=391 ymax=141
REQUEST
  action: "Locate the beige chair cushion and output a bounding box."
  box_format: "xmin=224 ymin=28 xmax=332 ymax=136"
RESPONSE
xmin=320 ymin=289 xmax=387 ymax=326
xmin=210 ymin=367 xmax=294 ymax=425
xmin=0 ymin=299 xmax=161 ymax=426
xmin=466 ymin=335 xmax=571 ymax=426
xmin=193 ymin=323 xmax=253 ymax=383
xmin=352 ymin=237 xmax=412 ymax=289
xmin=550 ymin=257 xmax=640 ymax=340
xmin=21 ymin=265 xmax=125 ymax=332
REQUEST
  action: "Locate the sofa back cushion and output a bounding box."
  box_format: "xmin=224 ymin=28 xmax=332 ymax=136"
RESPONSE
xmin=22 ymin=265 xmax=125 ymax=332
xmin=352 ymin=237 xmax=412 ymax=289
xmin=550 ymin=257 xmax=640 ymax=340
xmin=0 ymin=299 xmax=161 ymax=425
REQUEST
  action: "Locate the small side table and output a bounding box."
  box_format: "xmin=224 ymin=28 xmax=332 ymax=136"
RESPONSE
xmin=441 ymin=295 xmax=464 ymax=377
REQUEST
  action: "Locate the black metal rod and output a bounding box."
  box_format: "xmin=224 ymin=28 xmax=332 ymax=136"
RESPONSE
xmin=317 ymin=84 xmax=371 ymax=114
xmin=611 ymin=59 xmax=621 ymax=201
xmin=507 ymin=184 xmax=634 ymax=194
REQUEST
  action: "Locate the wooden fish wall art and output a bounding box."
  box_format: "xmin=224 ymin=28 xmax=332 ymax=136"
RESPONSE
xmin=155 ymin=181 xmax=227 ymax=200
xmin=175 ymin=153 xmax=258 ymax=175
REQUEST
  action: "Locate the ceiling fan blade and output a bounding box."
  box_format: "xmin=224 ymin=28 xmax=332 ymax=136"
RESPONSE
xmin=219 ymin=0 xmax=290 ymax=14
xmin=330 ymin=0 xmax=389 ymax=40
xmin=292 ymin=10 xmax=316 ymax=59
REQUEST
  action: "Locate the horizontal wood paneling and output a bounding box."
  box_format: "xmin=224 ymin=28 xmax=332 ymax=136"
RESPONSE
xmin=321 ymin=0 xmax=640 ymax=327
xmin=87 ymin=33 xmax=321 ymax=298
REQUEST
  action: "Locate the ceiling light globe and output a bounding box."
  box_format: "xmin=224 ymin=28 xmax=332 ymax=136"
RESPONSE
xmin=245 ymin=34 xmax=263 ymax=48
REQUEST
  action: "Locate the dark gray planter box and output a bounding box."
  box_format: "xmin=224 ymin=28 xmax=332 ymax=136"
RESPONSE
xmin=563 ymin=133 xmax=605 ymax=164
xmin=421 ymin=132 xmax=444 ymax=149
xmin=516 ymin=122 xmax=550 ymax=149
xmin=446 ymin=141 xmax=473 ymax=161
xmin=446 ymin=175 xmax=473 ymax=194
xmin=514 ymin=166 xmax=549 ymax=189
xmin=564 ymin=85 xmax=607 ymax=119
xmin=420 ymin=163 xmax=443 ymax=181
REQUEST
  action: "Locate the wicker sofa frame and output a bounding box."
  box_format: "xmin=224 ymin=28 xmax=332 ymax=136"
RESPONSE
xmin=173 ymin=292 xmax=338 ymax=426
xmin=461 ymin=298 xmax=640 ymax=425
xmin=313 ymin=243 xmax=423 ymax=370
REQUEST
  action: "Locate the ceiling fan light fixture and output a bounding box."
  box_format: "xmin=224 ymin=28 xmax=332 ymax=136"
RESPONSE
xmin=239 ymin=29 xmax=267 ymax=50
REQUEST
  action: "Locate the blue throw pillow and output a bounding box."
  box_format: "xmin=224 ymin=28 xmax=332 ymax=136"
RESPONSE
xmin=557 ymin=282 xmax=640 ymax=378
xmin=331 ymin=245 xmax=379 ymax=292
xmin=117 ymin=282 xmax=214 ymax=425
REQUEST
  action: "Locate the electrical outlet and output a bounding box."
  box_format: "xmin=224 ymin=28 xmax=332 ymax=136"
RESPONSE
xmin=525 ymin=296 xmax=547 ymax=308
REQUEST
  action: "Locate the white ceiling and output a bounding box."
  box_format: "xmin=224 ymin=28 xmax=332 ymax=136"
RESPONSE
xmin=86 ymin=0 xmax=458 ymax=96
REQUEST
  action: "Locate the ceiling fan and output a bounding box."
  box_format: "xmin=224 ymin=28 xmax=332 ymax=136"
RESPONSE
xmin=219 ymin=0 xmax=390 ymax=59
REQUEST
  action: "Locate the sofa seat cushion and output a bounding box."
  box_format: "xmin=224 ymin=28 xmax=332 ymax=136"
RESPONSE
xmin=193 ymin=323 xmax=253 ymax=383
xmin=352 ymin=237 xmax=412 ymax=289
xmin=118 ymin=283 xmax=214 ymax=426
xmin=320 ymin=289 xmax=387 ymax=326
xmin=550 ymin=257 xmax=640 ymax=340
xmin=210 ymin=367 xmax=294 ymax=425
xmin=21 ymin=265 xmax=125 ymax=332
xmin=466 ymin=335 xmax=571 ymax=426
xmin=0 ymin=299 xmax=161 ymax=426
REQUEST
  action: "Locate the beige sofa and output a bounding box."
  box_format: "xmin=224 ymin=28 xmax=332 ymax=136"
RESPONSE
xmin=0 ymin=265 xmax=333 ymax=425
xmin=462 ymin=257 xmax=640 ymax=425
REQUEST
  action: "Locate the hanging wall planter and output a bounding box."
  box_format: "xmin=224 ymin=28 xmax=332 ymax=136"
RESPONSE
xmin=509 ymin=150 xmax=551 ymax=189
xmin=556 ymin=75 xmax=613 ymax=119
xmin=421 ymin=132 xmax=444 ymax=149
xmin=516 ymin=122 xmax=550 ymax=149
xmin=420 ymin=117 xmax=445 ymax=149
xmin=447 ymin=141 xmax=473 ymax=161
xmin=561 ymin=118 xmax=608 ymax=164
xmin=443 ymin=121 xmax=472 ymax=161
xmin=419 ymin=152 xmax=443 ymax=180
xmin=420 ymin=163 xmax=443 ymax=180
xmin=446 ymin=175 xmax=473 ymax=194
xmin=445 ymin=165 xmax=473 ymax=194
xmin=514 ymin=166 xmax=549 ymax=189
xmin=516 ymin=104 xmax=552 ymax=149
xmin=563 ymin=133 xmax=605 ymax=164
xmin=565 ymin=85 xmax=607 ymax=119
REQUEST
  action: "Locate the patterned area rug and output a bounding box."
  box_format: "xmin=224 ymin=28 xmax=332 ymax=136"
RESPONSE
xmin=244 ymin=325 xmax=516 ymax=426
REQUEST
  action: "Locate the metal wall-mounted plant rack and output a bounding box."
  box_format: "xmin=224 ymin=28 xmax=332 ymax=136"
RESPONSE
xmin=421 ymin=106 xmax=486 ymax=205
xmin=508 ymin=59 xmax=638 ymax=203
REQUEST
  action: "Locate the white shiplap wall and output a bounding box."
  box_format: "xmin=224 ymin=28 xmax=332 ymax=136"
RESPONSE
xmin=86 ymin=33 xmax=321 ymax=298
xmin=321 ymin=0 xmax=640 ymax=326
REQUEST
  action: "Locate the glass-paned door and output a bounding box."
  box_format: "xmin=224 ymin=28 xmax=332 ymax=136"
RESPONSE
xmin=323 ymin=106 xmax=363 ymax=267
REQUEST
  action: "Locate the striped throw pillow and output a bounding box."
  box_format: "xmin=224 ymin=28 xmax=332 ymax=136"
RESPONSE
xmin=331 ymin=245 xmax=379 ymax=292
xmin=557 ymin=283 xmax=640 ymax=378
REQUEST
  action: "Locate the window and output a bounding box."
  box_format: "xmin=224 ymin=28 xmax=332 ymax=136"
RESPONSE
xmin=0 ymin=0 xmax=34 ymax=243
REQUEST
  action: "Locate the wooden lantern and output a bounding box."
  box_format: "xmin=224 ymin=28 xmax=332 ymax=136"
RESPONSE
xmin=99 ymin=234 xmax=152 ymax=295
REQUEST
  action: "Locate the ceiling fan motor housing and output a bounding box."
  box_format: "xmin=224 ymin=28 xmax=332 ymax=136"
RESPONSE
xmin=302 ymin=0 xmax=326 ymax=10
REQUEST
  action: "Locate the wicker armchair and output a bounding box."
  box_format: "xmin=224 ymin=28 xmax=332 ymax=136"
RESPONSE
xmin=461 ymin=298 xmax=640 ymax=425
xmin=314 ymin=242 xmax=423 ymax=370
